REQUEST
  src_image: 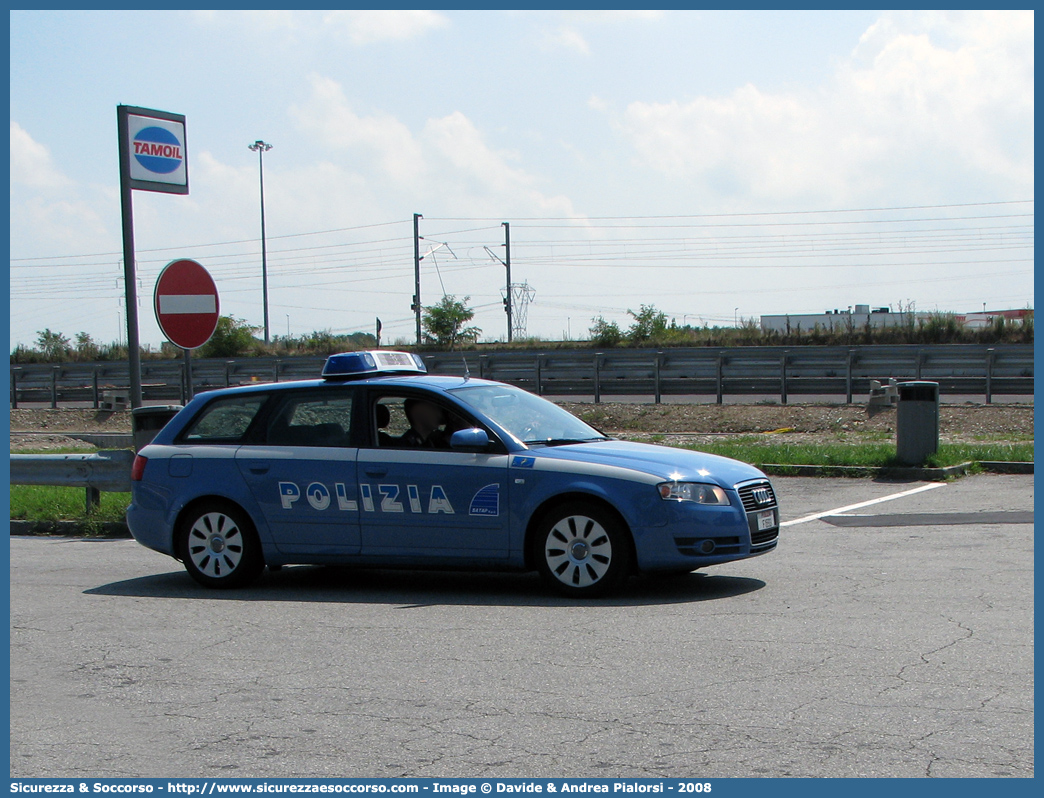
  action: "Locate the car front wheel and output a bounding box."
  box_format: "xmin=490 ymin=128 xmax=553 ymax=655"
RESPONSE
xmin=177 ymin=502 xmax=264 ymax=589
xmin=534 ymin=502 xmax=632 ymax=597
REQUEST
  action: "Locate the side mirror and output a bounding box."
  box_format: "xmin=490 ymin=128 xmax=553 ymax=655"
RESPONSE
xmin=450 ymin=427 xmax=491 ymax=453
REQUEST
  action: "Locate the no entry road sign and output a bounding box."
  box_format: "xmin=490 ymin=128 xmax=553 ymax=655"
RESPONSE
xmin=154 ymin=259 xmax=220 ymax=350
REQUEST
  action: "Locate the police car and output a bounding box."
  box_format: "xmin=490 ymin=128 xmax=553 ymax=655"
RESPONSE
xmin=127 ymin=351 xmax=779 ymax=597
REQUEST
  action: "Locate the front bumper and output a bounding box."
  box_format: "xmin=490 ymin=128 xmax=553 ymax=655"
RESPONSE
xmin=634 ymin=478 xmax=779 ymax=572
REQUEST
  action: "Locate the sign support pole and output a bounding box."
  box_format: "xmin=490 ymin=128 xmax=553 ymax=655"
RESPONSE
xmin=117 ymin=106 xmax=143 ymax=409
xmin=117 ymin=104 xmax=188 ymax=409
xmin=184 ymin=347 xmax=193 ymax=401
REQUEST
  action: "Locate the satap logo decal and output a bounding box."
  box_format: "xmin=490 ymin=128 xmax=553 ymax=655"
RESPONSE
xmin=133 ymin=126 xmax=184 ymax=174
xmin=469 ymin=484 xmax=500 ymax=517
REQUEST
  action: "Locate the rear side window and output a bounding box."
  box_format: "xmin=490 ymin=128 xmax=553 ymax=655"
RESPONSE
xmin=265 ymin=392 xmax=355 ymax=447
xmin=181 ymin=395 xmax=266 ymax=443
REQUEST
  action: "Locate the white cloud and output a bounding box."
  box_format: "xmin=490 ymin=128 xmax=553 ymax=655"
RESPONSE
xmin=425 ymin=112 xmax=531 ymax=190
xmin=10 ymin=122 xmax=73 ymax=190
xmin=532 ymin=10 xmax=664 ymax=57
xmin=612 ymin=10 xmax=1033 ymax=205
xmin=8 ymin=122 xmax=117 ymax=254
xmin=841 ymin=10 xmax=1033 ymax=185
xmin=321 ymin=10 xmax=449 ymax=45
xmin=290 ymin=74 xmax=426 ymax=183
xmin=621 ymin=86 xmax=827 ymax=195
xmin=560 ymin=10 xmax=664 ymax=24
xmin=189 ymin=9 xmax=301 ymax=33
xmin=290 ymin=74 xmax=583 ymax=220
xmin=539 ymin=27 xmax=591 ymax=56
xmin=190 ymin=9 xmax=446 ymax=45
xmin=240 ymin=9 xmax=300 ymax=32
xmin=422 ymin=111 xmax=582 ymax=220
xmin=14 ymin=196 xmax=107 ymax=240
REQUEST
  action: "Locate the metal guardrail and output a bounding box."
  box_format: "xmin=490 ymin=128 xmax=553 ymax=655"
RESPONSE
xmin=432 ymin=344 xmax=1034 ymax=403
xmin=9 ymin=344 xmax=1034 ymax=407
xmin=10 ymin=450 xmax=135 ymax=512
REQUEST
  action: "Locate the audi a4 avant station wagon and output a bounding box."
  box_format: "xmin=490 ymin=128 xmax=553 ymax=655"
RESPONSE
xmin=127 ymin=351 xmax=779 ymax=597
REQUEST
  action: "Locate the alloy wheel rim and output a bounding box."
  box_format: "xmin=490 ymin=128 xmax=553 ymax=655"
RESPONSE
xmin=544 ymin=514 xmax=612 ymax=588
xmin=188 ymin=512 xmax=244 ymax=578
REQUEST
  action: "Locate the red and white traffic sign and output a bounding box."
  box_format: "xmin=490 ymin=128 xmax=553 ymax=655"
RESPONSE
xmin=153 ymin=259 xmax=220 ymax=350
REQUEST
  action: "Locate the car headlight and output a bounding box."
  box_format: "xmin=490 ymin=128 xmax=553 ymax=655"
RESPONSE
xmin=658 ymin=482 xmax=731 ymax=505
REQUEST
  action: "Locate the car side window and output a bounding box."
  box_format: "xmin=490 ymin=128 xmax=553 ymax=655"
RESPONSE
xmin=371 ymin=395 xmax=469 ymax=449
xmin=265 ymin=392 xmax=355 ymax=448
xmin=181 ymin=395 xmax=267 ymax=443
xmin=374 ymin=397 xmax=411 ymax=445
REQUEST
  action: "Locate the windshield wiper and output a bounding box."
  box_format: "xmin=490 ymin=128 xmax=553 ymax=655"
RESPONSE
xmin=525 ymin=436 xmax=609 ymax=447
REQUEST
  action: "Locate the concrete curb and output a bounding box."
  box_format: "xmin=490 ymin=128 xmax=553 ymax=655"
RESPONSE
xmin=9 ymin=461 xmax=1032 ymax=537
xmin=977 ymin=461 xmax=1035 ymax=475
xmin=758 ymin=460 xmax=1033 ymax=480
xmin=10 ymin=519 xmax=130 ymax=538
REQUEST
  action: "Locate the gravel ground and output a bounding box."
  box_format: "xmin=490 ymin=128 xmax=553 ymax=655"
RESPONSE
xmin=9 ymin=402 xmax=1034 ymax=451
xmin=10 ymin=408 xmax=135 ymax=452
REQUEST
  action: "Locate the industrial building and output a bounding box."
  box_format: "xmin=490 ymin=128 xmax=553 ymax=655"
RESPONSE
xmin=760 ymin=304 xmax=1032 ymax=333
xmin=760 ymin=304 xmax=923 ymax=334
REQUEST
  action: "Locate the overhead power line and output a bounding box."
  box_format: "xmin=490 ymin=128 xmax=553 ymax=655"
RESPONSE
xmin=9 ymin=200 xmax=1032 ymax=344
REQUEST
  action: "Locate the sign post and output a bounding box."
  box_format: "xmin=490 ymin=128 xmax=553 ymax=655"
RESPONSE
xmin=154 ymin=259 xmax=220 ymax=401
xmin=117 ymin=105 xmax=189 ymax=408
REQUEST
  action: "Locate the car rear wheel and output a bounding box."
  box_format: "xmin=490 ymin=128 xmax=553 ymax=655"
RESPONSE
xmin=177 ymin=501 xmax=264 ymax=589
xmin=534 ymin=502 xmax=632 ymax=597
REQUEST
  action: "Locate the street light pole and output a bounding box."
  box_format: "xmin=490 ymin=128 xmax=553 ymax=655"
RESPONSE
xmin=412 ymin=213 xmax=423 ymax=346
xmin=249 ymin=140 xmax=273 ymax=342
xmin=502 ymin=222 xmax=512 ymax=343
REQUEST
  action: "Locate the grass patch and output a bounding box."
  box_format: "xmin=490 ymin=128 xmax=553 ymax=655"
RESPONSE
xmin=923 ymin=443 xmax=1035 ymax=467
xmin=967 ymin=433 xmax=1036 ymax=443
xmin=677 ymin=437 xmax=1033 ymax=469
xmin=10 ymin=447 xmax=130 ymax=528
xmin=9 ymin=484 xmax=130 ymax=525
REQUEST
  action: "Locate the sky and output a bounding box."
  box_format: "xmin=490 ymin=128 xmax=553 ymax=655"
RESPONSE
xmin=8 ymin=9 xmax=1035 ymax=350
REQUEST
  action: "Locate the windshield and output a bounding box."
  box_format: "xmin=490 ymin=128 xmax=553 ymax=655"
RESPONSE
xmin=449 ymin=383 xmax=607 ymax=446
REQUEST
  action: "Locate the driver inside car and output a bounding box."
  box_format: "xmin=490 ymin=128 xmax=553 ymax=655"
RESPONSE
xmin=398 ymin=398 xmax=451 ymax=448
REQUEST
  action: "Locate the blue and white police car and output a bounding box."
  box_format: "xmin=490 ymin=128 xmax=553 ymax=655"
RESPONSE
xmin=127 ymin=351 xmax=779 ymax=597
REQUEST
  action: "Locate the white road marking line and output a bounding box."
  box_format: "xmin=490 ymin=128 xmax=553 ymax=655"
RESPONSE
xmin=780 ymin=482 xmax=946 ymax=527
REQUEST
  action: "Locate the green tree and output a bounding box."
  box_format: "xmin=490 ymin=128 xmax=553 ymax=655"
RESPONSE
xmin=627 ymin=304 xmax=670 ymax=345
xmin=35 ymin=329 xmax=71 ymax=361
xmin=196 ymin=316 xmax=261 ymax=358
xmin=423 ymin=295 xmax=481 ymax=350
xmin=75 ymin=332 xmax=99 ymax=361
xmin=304 ymin=329 xmax=337 ymax=353
xmin=589 ymin=316 xmax=623 ymax=347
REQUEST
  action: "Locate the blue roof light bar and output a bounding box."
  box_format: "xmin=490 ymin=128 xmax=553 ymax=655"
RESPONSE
xmin=321 ymin=350 xmax=427 ymax=380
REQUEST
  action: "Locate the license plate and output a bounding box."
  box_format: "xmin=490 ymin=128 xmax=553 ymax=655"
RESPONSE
xmin=757 ymin=510 xmax=776 ymax=531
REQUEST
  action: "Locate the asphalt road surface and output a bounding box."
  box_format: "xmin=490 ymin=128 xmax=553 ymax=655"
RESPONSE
xmin=9 ymin=475 xmax=1034 ymax=779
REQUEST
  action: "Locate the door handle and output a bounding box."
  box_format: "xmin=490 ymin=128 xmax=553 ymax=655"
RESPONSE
xmin=249 ymin=466 xmax=270 ymax=475
xmin=365 ymin=469 xmax=387 ymax=479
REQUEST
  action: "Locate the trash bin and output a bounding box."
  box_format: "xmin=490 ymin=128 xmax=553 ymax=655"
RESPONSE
xmin=896 ymin=381 xmax=939 ymax=465
xmin=132 ymin=405 xmax=183 ymax=452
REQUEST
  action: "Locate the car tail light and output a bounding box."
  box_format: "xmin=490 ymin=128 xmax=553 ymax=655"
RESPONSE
xmin=131 ymin=455 xmax=148 ymax=481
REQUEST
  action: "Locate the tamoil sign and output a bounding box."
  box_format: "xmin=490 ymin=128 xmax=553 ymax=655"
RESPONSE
xmin=118 ymin=106 xmax=188 ymax=194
